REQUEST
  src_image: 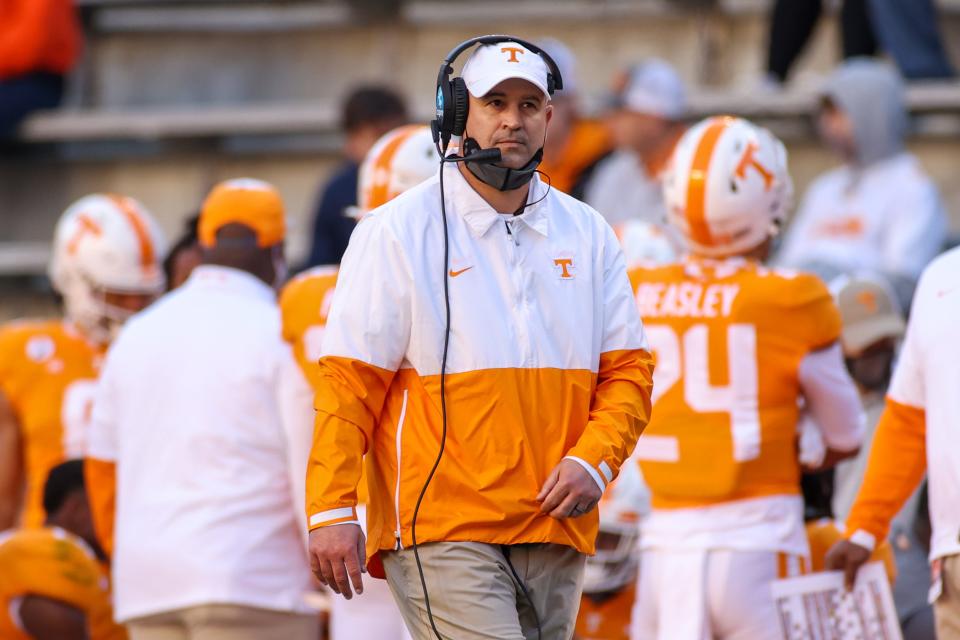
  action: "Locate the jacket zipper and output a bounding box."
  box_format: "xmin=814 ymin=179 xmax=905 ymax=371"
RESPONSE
xmin=394 ymin=389 xmax=408 ymax=549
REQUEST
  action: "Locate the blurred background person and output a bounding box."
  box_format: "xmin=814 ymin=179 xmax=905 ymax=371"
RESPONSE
xmin=584 ymin=59 xmax=687 ymax=229
xmin=535 ymin=38 xmax=613 ymax=199
xmin=778 ymin=58 xmax=947 ymax=310
xmin=86 ymin=179 xmax=318 ymax=640
xmin=574 ymin=461 xmax=649 ymax=640
xmin=161 ymin=214 xmax=201 ymax=292
xmin=0 ymin=460 xmax=126 ymax=640
xmin=827 ymin=245 xmax=960 ymax=639
xmin=304 ymin=85 xmax=407 ymax=268
xmin=280 ymin=124 xmax=436 ymax=640
xmin=764 ymin=0 xmax=953 ymax=87
xmin=0 ymin=195 xmax=166 ymax=531
xmin=0 ymin=0 xmax=81 ymax=137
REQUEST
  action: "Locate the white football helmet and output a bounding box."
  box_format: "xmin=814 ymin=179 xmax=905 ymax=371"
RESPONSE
xmin=663 ymin=115 xmax=792 ymax=258
xmin=352 ymin=124 xmax=439 ymax=219
xmin=49 ymin=194 xmax=167 ymax=344
xmin=582 ymin=460 xmax=650 ymax=594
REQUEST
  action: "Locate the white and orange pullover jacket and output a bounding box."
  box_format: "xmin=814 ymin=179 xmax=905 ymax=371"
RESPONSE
xmin=846 ymin=247 xmax=960 ymax=563
xmin=306 ymin=164 xmax=654 ymax=569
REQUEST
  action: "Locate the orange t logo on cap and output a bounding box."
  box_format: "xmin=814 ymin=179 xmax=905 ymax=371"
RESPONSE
xmin=856 ymin=290 xmax=879 ymax=314
xmin=501 ymin=47 xmax=525 ymax=63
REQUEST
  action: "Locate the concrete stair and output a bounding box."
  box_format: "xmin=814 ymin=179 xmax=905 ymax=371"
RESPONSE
xmin=2 ymin=0 xmax=959 ymax=289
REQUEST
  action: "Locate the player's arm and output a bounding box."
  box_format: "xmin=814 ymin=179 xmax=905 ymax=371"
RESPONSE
xmin=827 ymin=274 xmax=931 ymax=587
xmin=0 ymin=388 xmax=24 ymax=530
xmin=542 ymin=227 xmax=655 ymax=519
xmin=306 ymin=216 xmax=409 ymax=600
xmin=798 ymin=343 xmax=865 ymax=469
xmin=18 ymin=595 xmax=89 ymax=640
xmin=826 ymin=398 xmax=926 ymax=587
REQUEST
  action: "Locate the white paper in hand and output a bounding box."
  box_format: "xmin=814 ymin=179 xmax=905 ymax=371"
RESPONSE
xmin=771 ymin=561 xmax=902 ymax=640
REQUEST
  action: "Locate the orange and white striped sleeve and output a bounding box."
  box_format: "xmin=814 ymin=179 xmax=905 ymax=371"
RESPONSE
xmin=305 ymin=217 xmax=410 ymax=530
xmin=845 ymin=292 xmax=927 ymax=550
xmin=564 ymin=224 xmax=655 ymax=490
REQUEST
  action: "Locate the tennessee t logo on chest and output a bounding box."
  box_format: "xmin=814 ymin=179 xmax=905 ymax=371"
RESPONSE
xmin=553 ymin=258 xmax=575 ymax=280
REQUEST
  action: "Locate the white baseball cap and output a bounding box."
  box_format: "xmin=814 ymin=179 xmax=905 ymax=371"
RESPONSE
xmin=461 ymin=41 xmax=552 ymax=99
xmin=621 ymin=59 xmax=687 ymax=120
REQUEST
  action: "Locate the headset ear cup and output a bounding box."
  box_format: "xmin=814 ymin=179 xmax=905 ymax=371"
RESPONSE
xmin=451 ymin=77 xmax=469 ymax=137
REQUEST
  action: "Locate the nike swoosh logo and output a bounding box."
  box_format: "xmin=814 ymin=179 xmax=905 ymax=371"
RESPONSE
xmin=449 ymin=267 xmax=473 ymax=278
xmin=937 ymin=286 xmax=958 ymax=298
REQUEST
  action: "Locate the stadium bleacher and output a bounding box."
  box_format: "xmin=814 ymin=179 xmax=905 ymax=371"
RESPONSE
xmin=2 ymin=0 xmax=959 ymax=312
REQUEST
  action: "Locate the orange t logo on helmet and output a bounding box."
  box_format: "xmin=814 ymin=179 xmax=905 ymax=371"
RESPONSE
xmin=734 ymin=141 xmax=774 ymax=192
xmin=66 ymin=214 xmax=103 ymax=256
xmin=501 ymin=47 xmax=525 ymax=63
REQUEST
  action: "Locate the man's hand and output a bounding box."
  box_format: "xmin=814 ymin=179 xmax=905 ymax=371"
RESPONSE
xmin=537 ymin=459 xmax=603 ymax=519
xmin=825 ymin=538 xmax=872 ymax=590
xmin=308 ymin=524 xmax=366 ymax=600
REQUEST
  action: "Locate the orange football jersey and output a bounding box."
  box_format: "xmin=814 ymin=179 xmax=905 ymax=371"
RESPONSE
xmin=629 ymin=258 xmax=841 ymax=509
xmin=805 ymin=518 xmax=896 ymax=582
xmin=278 ymin=266 xmax=339 ymax=388
xmin=0 ymin=526 xmax=126 ymax=640
xmin=575 ymin=583 xmax=636 ymax=640
xmin=0 ymin=320 xmax=102 ymax=527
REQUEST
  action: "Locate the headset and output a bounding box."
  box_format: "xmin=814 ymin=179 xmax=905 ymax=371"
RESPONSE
xmin=412 ymin=35 xmax=564 ymax=640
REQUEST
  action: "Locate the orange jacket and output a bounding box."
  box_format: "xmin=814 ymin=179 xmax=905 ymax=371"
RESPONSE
xmin=0 ymin=0 xmax=82 ymax=78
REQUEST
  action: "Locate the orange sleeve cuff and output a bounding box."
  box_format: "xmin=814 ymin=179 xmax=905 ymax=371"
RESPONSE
xmin=846 ymin=398 xmax=927 ymax=543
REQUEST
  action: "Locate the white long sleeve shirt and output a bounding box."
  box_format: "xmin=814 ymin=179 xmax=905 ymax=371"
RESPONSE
xmin=87 ymin=266 xmax=315 ymax=622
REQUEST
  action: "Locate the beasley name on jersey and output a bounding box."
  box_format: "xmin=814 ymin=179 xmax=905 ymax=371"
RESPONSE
xmin=628 ymin=258 xmax=840 ymax=508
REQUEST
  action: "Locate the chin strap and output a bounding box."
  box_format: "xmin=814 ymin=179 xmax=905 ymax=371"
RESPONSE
xmin=463 ymin=137 xmax=544 ymax=192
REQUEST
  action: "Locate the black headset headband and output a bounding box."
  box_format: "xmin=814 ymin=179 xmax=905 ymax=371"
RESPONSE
xmin=433 ymin=35 xmax=564 ymax=151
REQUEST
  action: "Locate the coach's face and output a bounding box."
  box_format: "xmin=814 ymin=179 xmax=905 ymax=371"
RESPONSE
xmin=466 ymin=78 xmax=553 ymax=170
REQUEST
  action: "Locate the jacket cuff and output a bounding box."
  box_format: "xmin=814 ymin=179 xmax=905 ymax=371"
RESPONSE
xmin=563 ymin=456 xmax=612 ymax=492
xmin=308 ymin=506 xmax=359 ymax=530
xmin=848 ymin=529 xmax=877 ymax=552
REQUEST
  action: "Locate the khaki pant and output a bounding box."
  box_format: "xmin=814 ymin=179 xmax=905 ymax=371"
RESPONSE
xmin=127 ymin=604 xmax=319 ymax=640
xmin=936 ymin=554 xmax=960 ymax=639
xmin=382 ymin=541 xmax=585 ymax=640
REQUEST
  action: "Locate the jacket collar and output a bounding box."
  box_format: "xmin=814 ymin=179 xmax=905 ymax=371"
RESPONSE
xmin=186 ymin=265 xmax=276 ymax=303
xmin=446 ymin=163 xmax=550 ymax=239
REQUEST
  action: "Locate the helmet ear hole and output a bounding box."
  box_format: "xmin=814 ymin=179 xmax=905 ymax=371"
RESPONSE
xmin=450 ymin=77 xmax=469 ymax=137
